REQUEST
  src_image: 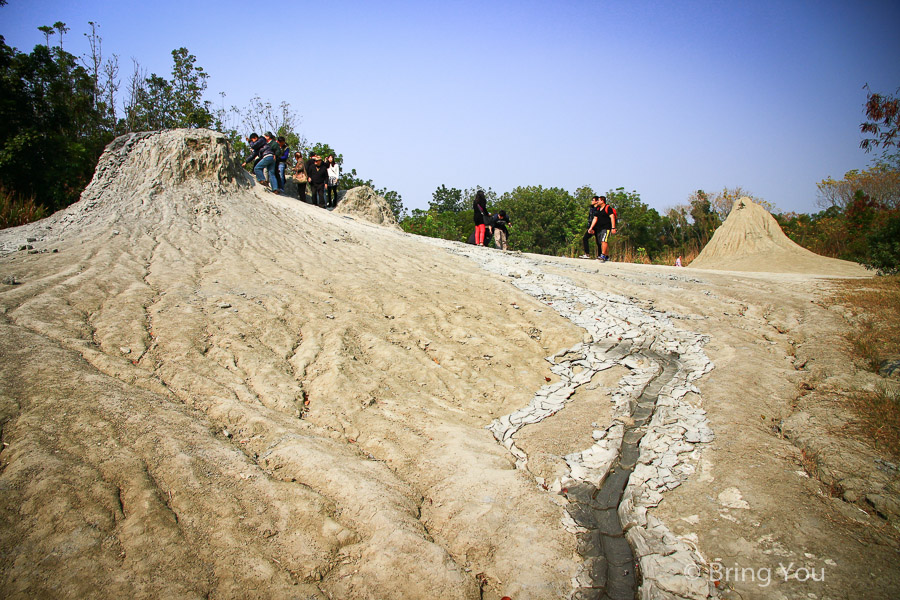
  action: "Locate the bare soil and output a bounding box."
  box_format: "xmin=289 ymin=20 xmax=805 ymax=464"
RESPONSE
xmin=0 ymin=131 xmax=897 ymax=599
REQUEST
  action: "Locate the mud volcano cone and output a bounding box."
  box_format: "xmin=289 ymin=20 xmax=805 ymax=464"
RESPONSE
xmin=690 ymin=197 xmax=868 ymax=276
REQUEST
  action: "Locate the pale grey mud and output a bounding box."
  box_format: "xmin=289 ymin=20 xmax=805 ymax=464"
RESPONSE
xmin=433 ymin=241 xmax=718 ymax=600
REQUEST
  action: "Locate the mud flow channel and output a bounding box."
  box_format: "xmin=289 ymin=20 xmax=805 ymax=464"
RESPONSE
xmin=564 ymin=350 xmax=681 ymax=600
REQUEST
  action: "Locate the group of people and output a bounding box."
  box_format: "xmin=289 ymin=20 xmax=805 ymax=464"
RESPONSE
xmin=472 ymin=189 xmax=512 ymax=250
xmin=471 ymin=192 xmax=618 ymax=260
xmin=241 ymin=132 xmax=341 ymax=208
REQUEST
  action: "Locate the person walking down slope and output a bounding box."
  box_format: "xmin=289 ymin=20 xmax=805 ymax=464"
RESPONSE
xmin=251 ymin=132 xmax=279 ymax=191
xmin=326 ymin=155 xmax=341 ymax=208
xmin=491 ymin=210 xmax=511 ymax=250
xmin=242 ymin=132 xmax=266 ymax=172
xmin=473 ymin=189 xmax=489 ymax=246
xmin=580 ymin=196 xmax=602 ymax=258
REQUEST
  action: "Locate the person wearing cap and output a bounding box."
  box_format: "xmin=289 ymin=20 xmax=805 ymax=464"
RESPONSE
xmin=307 ymin=153 xmax=329 ymax=207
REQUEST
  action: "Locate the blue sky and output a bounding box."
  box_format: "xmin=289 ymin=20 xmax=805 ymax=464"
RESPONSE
xmin=3 ymin=0 xmax=899 ymax=215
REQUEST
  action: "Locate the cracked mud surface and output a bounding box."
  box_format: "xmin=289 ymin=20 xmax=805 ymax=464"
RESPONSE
xmin=1 ymin=130 xmax=898 ymax=599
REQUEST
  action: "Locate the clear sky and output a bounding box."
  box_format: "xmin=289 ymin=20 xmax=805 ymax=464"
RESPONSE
xmin=3 ymin=0 xmax=899 ymax=215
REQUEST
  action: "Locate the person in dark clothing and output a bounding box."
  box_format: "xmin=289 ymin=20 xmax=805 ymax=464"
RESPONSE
xmin=473 ymin=189 xmax=489 ymax=246
xmin=292 ymin=151 xmax=308 ymax=203
xmin=491 ymin=210 xmax=511 ymax=250
xmin=594 ymin=195 xmax=617 ymax=261
xmin=306 ymin=153 xmax=329 ymax=207
xmin=580 ymin=196 xmax=602 ymax=258
xmin=242 ymin=133 xmax=266 ymax=169
xmin=250 ymin=132 xmax=279 ymax=190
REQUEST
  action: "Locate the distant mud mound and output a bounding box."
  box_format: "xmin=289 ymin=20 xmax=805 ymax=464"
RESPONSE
xmin=690 ymin=197 xmax=868 ymax=276
xmin=334 ymin=186 xmax=401 ymax=229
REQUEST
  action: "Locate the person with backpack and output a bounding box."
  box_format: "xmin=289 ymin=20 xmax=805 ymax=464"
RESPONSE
xmin=595 ymin=195 xmax=618 ymax=261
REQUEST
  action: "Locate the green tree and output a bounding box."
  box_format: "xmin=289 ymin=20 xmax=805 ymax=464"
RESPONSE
xmin=605 ymin=187 xmax=663 ymax=260
xmin=0 ymin=36 xmax=106 ymax=213
xmin=429 ymin=184 xmax=464 ymax=212
xmin=496 ymin=185 xmax=580 ymax=255
xmin=124 ymin=47 xmax=213 ymax=131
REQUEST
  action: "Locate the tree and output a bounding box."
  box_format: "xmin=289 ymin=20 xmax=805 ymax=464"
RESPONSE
xmin=817 ymin=165 xmax=900 ymax=210
xmin=52 ymin=22 xmax=69 ymax=50
xmin=863 ymin=210 xmax=900 ymax=275
xmin=0 ymin=36 xmax=106 ymax=213
xmin=124 ymin=47 xmax=214 ymax=131
xmin=429 ymin=184 xmax=464 ymax=213
xmin=687 ymin=190 xmax=721 ymax=247
xmin=606 ymin=187 xmax=663 ymax=260
xmin=495 ymin=186 xmax=580 ymax=255
xmin=861 ymin=85 xmax=900 ymax=162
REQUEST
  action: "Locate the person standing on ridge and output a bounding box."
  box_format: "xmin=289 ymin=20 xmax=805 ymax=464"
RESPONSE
xmin=595 ymin=194 xmax=617 ymax=261
xmin=473 ymin=189 xmax=489 ymax=246
xmin=307 ymin=153 xmax=329 ymax=208
xmin=326 ymin=155 xmax=341 ymax=208
xmin=292 ymin=151 xmax=308 ymax=203
xmin=580 ymin=196 xmax=602 ymax=258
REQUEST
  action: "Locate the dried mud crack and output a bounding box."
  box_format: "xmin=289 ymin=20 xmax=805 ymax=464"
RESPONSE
xmin=437 ymin=241 xmax=716 ymax=600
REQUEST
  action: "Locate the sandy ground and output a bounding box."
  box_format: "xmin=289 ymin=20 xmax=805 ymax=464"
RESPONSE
xmin=0 ymin=130 xmax=898 ymax=599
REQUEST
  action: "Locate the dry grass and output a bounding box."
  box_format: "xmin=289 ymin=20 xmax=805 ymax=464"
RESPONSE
xmin=832 ymin=275 xmax=900 ymax=457
xmin=0 ymin=186 xmax=47 ymax=229
xmin=835 ymin=275 xmax=900 ymax=371
xmin=798 ymin=446 xmax=845 ymax=497
xmin=849 ymin=384 xmax=900 ymax=458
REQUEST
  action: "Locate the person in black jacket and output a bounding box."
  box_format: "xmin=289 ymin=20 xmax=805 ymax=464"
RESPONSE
xmin=242 ymin=133 xmax=266 ymax=169
xmin=580 ymin=196 xmax=602 ymax=258
xmin=306 ymin=153 xmax=329 ymax=207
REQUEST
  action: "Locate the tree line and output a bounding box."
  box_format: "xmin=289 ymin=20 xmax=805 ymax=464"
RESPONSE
xmin=402 ymin=89 xmax=900 ymax=275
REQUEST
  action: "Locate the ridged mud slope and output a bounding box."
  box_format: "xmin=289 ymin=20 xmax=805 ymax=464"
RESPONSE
xmin=0 ymin=130 xmax=584 ymax=600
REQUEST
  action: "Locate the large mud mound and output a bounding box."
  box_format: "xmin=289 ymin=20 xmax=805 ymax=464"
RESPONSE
xmin=0 ymin=129 xmax=580 ymax=599
xmin=334 ymin=186 xmax=401 ymax=230
xmin=690 ymin=197 xmax=868 ymax=276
